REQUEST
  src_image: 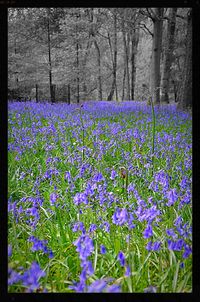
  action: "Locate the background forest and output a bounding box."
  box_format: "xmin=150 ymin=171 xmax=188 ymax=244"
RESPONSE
xmin=8 ymin=7 xmax=192 ymax=110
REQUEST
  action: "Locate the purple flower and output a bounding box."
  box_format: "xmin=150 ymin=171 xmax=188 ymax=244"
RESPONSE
xmin=93 ymin=172 xmax=104 ymax=182
xmin=84 ymin=183 xmax=94 ymax=196
xmin=28 ymin=236 xmax=53 ymax=257
xmin=146 ymin=241 xmax=153 ymax=251
xmin=89 ymin=223 xmax=97 ymax=233
xmin=73 ymin=234 xmax=94 ymax=261
xmin=87 ymin=278 xmax=121 ymax=293
xmin=125 ymin=265 xmax=131 ymax=277
xmin=106 ymin=284 xmax=121 ymax=292
xmin=167 ymin=239 xmax=184 ymax=251
xmin=74 ymin=192 xmax=88 ymax=206
xmin=146 ymin=241 xmax=161 ymax=251
xmin=69 ymin=281 xmax=85 ymax=292
xmin=174 ymin=216 xmax=183 ymax=227
xmin=182 ymin=244 xmax=192 ymax=258
xmin=50 ymin=192 xmax=58 ymax=205
xmin=110 ymin=169 xmax=117 ymax=180
xmin=87 ymin=279 xmax=107 ymax=292
xmin=117 ymin=251 xmax=125 ymax=267
xmin=166 ymin=188 xmax=178 ymax=206
xmin=100 ymin=244 xmax=106 ymax=254
xmin=127 ymin=183 xmax=135 ymax=194
xmin=102 ymin=221 xmax=110 ymax=233
xmin=143 ymin=224 xmax=153 ymax=239
xmin=112 ymin=208 xmax=129 ymax=226
xmin=144 ymin=285 xmax=157 ymax=293
xmin=166 ymin=228 xmax=178 ymax=240
xmin=152 ymin=241 xmax=161 ymax=251
xmin=72 ymin=221 xmax=85 ymax=233
xmin=8 ymin=269 xmax=22 ymax=285
xmin=8 ymin=245 xmax=12 ymax=257
xmin=21 ymin=262 xmax=45 ymax=292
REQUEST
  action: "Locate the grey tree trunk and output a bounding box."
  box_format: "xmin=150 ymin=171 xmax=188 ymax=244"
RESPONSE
xmin=150 ymin=8 xmax=164 ymax=104
xmin=76 ymin=40 xmax=80 ymax=104
xmin=161 ymin=8 xmax=177 ymax=103
xmin=122 ymin=66 xmax=126 ymax=100
xmin=177 ymin=9 xmax=192 ymax=110
xmin=47 ymin=8 xmax=54 ymax=103
xmin=122 ymin=13 xmax=130 ymax=100
xmin=67 ymin=84 xmax=70 ymax=105
xmin=94 ymin=39 xmax=102 ymax=100
xmin=36 ymin=84 xmax=38 ymax=102
xmin=131 ymin=28 xmax=139 ymax=100
xmin=107 ymin=10 xmax=117 ymax=101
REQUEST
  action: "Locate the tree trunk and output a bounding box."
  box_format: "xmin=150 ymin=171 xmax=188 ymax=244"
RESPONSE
xmin=161 ymin=8 xmax=177 ymax=103
xmin=122 ymin=13 xmax=130 ymax=100
xmin=76 ymin=40 xmax=80 ymax=103
xmin=36 ymin=84 xmax=38 ymax=102
xmin=67 ymin=84 xmax=70 ymax=104
xmin=151 ymin=8 xmax=164 ymax=104
xmin=47 ymin=8 xmax=54 ymax=103
xmin=94 ymin=39 xmax=102 ymax=100
xmin=107 ymin=10 xmax=117 ymax=101
xmin=122 ymin=66 xmax=126 ymax=101
xmin=131 ymin=28 xmax=139 ymax=100
xmin=177 ymin=9 xmax=192 ymax=110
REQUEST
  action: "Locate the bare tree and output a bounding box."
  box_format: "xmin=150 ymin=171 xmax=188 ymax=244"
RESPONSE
xmin=107 ymin=9 xmax=117 ymax=101
xmin=161 ymin=8 xmax=177 ymax=103
xmin=150 ymin=8 xmax=164 ymax=104
xmin=177 ymin=8 xmax=192 ymax=110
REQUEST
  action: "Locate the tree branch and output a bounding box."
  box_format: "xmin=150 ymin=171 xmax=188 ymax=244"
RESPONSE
xmin=139 ymin=22 xmax=153 ymax=37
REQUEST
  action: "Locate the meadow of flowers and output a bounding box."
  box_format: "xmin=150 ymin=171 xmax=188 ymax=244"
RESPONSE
xmin=8 ymin=100 xmax=192 ymax=293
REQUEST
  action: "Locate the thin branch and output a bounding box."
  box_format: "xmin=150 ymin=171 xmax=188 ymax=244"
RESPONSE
xmin=139 ymin=22 xmax=153 ymax=37
xmin=146 ymin=8 xmax=156 ymax=21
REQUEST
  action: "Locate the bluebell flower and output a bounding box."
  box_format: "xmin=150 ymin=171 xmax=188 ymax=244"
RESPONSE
xmin=72 ymin=221 xmax=85 ymax=233
xmin=166 ymin=228 xmax=178 ymax=240
xmin=110 ymin=169 xmax=117 ymax=180
xmin=127 ymin=183 xmax=135 ymax=194
xmin=125 ymin=265 xmax=131 ymax=277
xmin=174 ymin=216 xmax=183 ymax=227
xmin=117 ymin=251 xmax=125 ymax=267
xmin=87 ymin=279 xmax=107 ymax=292
xmin=21 ymin=262 xmax=45 ymax=292
xmin=50 ymin=192 xmax=58 ymax=205
xmin=106 ymin=283 xmax=121 ymax=292
xmin=69 ymin=280 xmax=85 ymax=292
xmin=182 ymin=244 xmax=192 ymax=258
xmin=144 ymin=285 xmax=157 ymax=293
xmin=74 ymin=192 xmax=88 ymax=206
xmin=152 ymin=241 xmax=161 ymax=251
xmin=112 ymin=208 xmax=129 ymax=226
xmin=73 ymin=234 xmax=94 ymax=261
xmin=84 ymin=183 xmax=94 ymax=197
xmin=167 ymin=239 xmax=184 ymax=251
xmin=100 ymin=244 xmax=106 ymax=254
xmin=8 ymin=245 xmax=12 ymax=257
xmin=93 ymin=172 xmax=104 ymax=182
xmin=8 ymin=269 xmax=22 ymax=285
xmin=103 ymin=221 xmax=110 ymax=233
xmin=166 ymin=188 xmax=178 ymax=206
xmin=28 ymin=236 xmax=53 ymax=257
xmin=143 ymin=224 xmax=153 ymax=239
xmin=146 ymin=241 xmax=153 ymax=251
xmin=89 ymin=223 xmax=97 ymax=233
